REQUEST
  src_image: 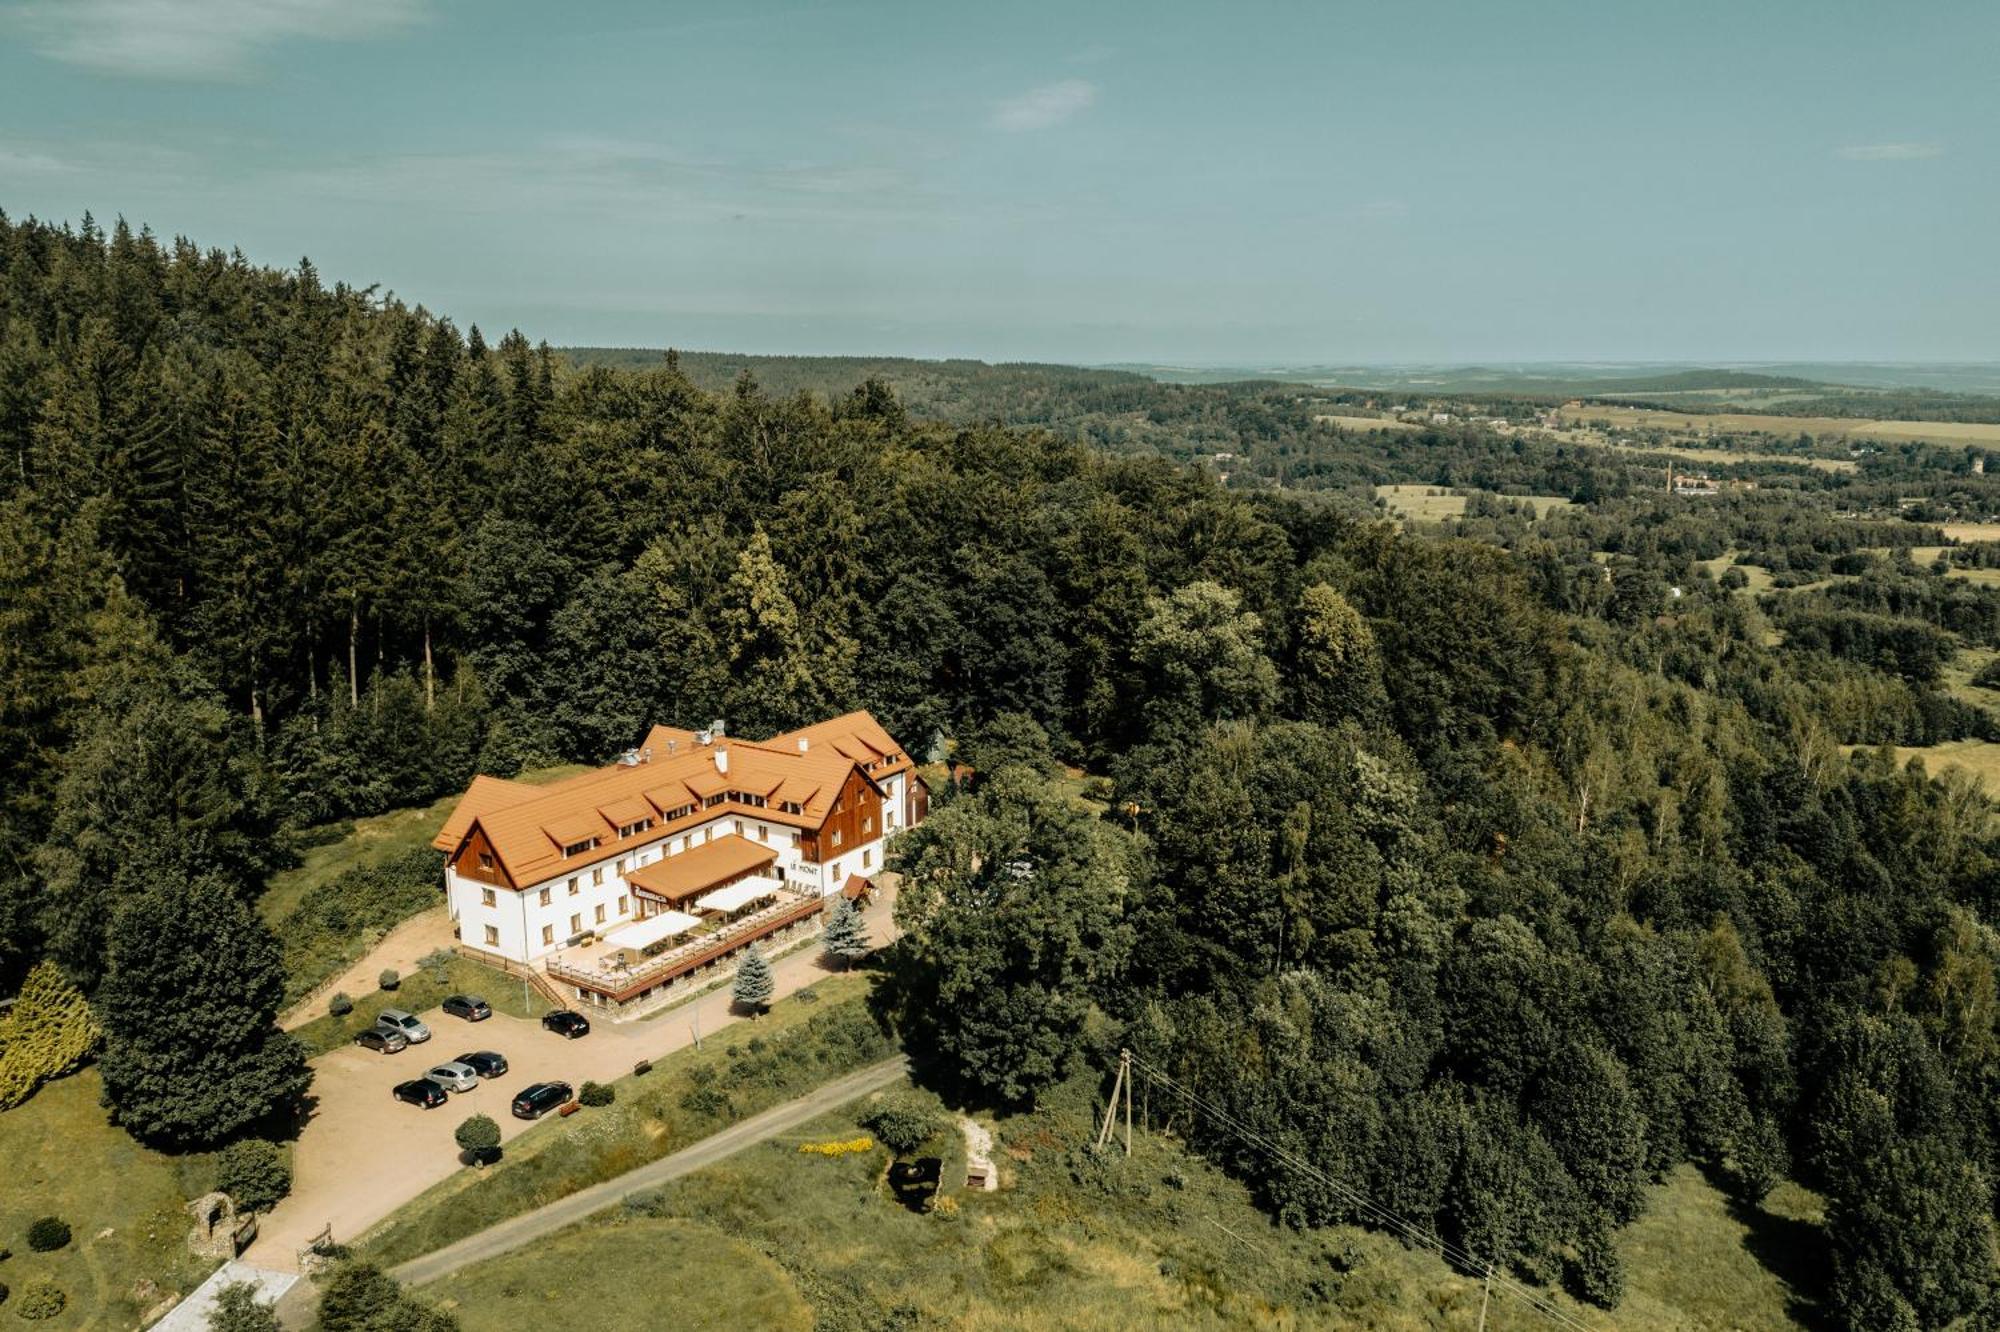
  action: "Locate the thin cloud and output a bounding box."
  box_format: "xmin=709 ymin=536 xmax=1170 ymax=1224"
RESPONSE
xmin=9 ymin=0 xmax=427 ymax=79
xmin=1836 ymin=142 xmax=1944 ymax=161
xmin=990 ymin=80 xmax=1097 ymax=132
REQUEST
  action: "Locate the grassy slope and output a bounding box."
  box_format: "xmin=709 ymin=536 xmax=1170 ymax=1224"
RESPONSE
xmin=0 ymin=1070 xmax=220 ymax=1330
xmin=287 ymin=955 xmax=557 ymax=1057
xmin=424 ymin=1218 xmax=812 ymax=1331
xmin=420 ymin=1071 xmax=1823 ymax=1331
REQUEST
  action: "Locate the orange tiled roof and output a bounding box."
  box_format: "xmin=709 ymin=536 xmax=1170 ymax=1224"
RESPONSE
xmin=437 ymin=711 xmax=918 ymax=889
xmin=625 ymin=835 xmax=778 ymax=904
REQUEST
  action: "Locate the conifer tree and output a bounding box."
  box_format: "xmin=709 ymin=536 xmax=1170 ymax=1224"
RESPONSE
xmin=821 ymin=897 xmax=871 ymax=971
xmin=97 ymin=872 xmax=310 ymax=1147
xmin=732 ymin=944 xmax=775 ymax=1015
xmin=0 ymin=959 xmax=100 ymax=1109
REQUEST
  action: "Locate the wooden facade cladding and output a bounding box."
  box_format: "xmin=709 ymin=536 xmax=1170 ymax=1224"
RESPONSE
xmin=452 ymin=824 xmax=517 ymax=890
xmin=801 ymin=767 xmax=882 ymax=864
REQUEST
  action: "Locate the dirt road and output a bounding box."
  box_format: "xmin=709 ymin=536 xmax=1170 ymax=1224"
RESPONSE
xmin=389 ymin=1055 xmax=909 ymax=1286
xmin=246 ymin=886 xmax=899 ymax=1270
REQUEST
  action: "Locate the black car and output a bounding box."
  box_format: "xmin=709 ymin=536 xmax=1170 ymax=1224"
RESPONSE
xmin=354 ymin=1027 xmax=408 ymax=1054
xmin=511 ymin=1080 xmax=573 ymax=1120
xmin=457 ymin=1050 xmax=509 ymax=1079
xmin=392 ymin=1078 xmax=448 ymax=1109
xmin=541 ymin=1010 xmax=590 ymax=1039
xmin=442 ymin=994 xmax=492 ymax=1022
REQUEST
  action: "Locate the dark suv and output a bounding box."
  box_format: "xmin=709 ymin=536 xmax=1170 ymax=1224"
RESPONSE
xmin=393 ymin=1078 xmax=448 ymax=1109
xmin=541 ymin=1010 xmax=590 ymax=1039
xmin=511 ymin=1080 xmax=574 ymax=1120
xmin=457 ymin=1050 xmax=509 ymax=1078
xmin=442 ymin=994 xmax=492 ymax=1021
xmin=354 ymin=1027 xmax=408 ymax=1054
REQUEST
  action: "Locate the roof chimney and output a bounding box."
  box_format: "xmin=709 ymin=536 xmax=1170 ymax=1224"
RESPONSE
xmin=798 ymin=737 xmax=810 ymax=753
xmin=710 ymin=718 xmax=727 ymax=739
xmin=714 ymin=747 xmax=730 ymax=775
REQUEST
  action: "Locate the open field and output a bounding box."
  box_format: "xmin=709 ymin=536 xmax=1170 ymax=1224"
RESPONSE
xmin=1560 ymin=403 xmax=2000 ymax=448
xmin=1315 ymin=413 xmax=1420 ymax=432
xmin=1586 ymin=438 xmax=1857 ymax=473
xmin=259 ymin=764 xmax=589 ymax=928
xmin=1857 ymin=739 xmax=2000 ymax=791
xmin=0 ymin=1069 xmax=221 ymax=1330
xmin=1699 ymin=553 xmax=1776 ymax=592
xmin=1941 ymin=523 xmax=2000 ymax=543
xmin=425 ymin=1075 xmax=1821 ymax=1331
xmin=1376 ymin=484 xmax=1571 ymax=522
xmin=424 ymin=1218 xmax=811 ymax=1331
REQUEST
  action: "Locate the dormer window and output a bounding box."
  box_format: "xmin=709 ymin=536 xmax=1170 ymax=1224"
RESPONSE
xmin=561 ymin=839 xmax=595 ymax=858
xmin=617 ymin=819 xmax=651 ymax=838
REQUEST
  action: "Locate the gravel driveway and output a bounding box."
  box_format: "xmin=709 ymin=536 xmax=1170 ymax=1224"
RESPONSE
xmin=246 ymin=883 xmax=899 ymax=1270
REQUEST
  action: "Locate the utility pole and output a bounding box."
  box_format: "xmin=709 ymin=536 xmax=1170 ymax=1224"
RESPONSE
xmin=1095 ymin=1049 xmax=1134 ymax=1156
xmin=1476 ymin=1263 xmax=1493 ymax=1332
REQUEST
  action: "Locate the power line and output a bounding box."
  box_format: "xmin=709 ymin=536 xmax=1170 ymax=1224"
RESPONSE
xmin=1125 ymin=1052 xmax=1598 ymax=1332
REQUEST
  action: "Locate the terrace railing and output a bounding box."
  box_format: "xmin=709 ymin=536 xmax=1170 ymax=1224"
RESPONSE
xmin=546 ymin=892 xmax=826 ymax=1003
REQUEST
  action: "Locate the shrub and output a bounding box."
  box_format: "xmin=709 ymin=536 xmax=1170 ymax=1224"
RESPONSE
xmin=863 ymin=1098 xmax=942 ymax=1156
xmin=217 ymin=1139 xmax=292 ymax=1212
xmin=578 ymin=1081 xmax=614 ymax=1108
xmin=454 ymin=1114 xmax=501 ymax=1165
xmin=377 ymin=969 xmax=399 ymax=991
xmin=23 ymin=1219 xmax=68 ymax=1253
xmin=328 ymin=992 xmax=353 ymax=1017
xmin=278 ymin=848 xmax=445 ymax=1002
xmin=13 ymin=1282 xmax=62 ymax=1320
xmin=678 ymin=1085 xmax=729 ymax=1117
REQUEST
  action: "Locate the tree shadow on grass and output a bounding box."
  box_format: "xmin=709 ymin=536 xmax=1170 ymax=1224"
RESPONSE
xmin=1702 ymin=1163 xmax=1830 ymax=1330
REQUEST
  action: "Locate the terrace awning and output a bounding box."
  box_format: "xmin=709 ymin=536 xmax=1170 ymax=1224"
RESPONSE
xmin=624 ymin=835 xmax=777 ymax=904
xmin=694 ymin=880 xmax=779 ymax=914
xmin=604 ymin=911 xmax=701 ymax=951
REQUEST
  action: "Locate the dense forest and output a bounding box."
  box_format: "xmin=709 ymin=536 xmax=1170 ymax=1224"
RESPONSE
xmin=10 ymin=212 xmax=2000 ymax=1329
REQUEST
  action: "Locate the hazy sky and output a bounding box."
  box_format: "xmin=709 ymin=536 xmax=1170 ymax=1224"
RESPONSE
xmin=0 ymin=0 xmax=1994 ymax=363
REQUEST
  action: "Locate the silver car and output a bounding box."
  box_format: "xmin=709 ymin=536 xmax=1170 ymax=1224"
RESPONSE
xmin=424 ymin=1061 xmax=479 ymax=1093
xmin=375 ymin=1008 xmax=431 ymax=1044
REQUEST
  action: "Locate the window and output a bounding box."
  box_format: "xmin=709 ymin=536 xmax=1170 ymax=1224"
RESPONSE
xmin=680 ymin=837 xmax=690 ymax=853
xmin=830 ymin=861 xmax=840 ymax=880
xmin=757 ymin=824 xmax=768 ymax=842
xmin=595 ymin=904 xmax=606 ymax=925
xmin=864 ymin=815 xmax=873 ymax=834
xmin=832 ymin=829 xmax=844 ymax=848
xmin=484 ymin=924 xmax=500 ymax=946
xmin=592 ymin=867 xmax=604 ymax=886
xmin=568 ymin=877 xmax=579 ymax=896
xmin=478 ymin=851 xmax=494 ymax=870
xmin=538 ymin=886 xmax=551 ymax=906
xmin=570 ymin=913 xmax=582 ymax=935
xmin=863 ymin=849 xmax=873 ymax=868
xmin=616 ymin=857 xmax=627 ymax=876
xmin=617 ymin=895 xmax=628 ymax=916
xmin=561 ymin=838 xmax=595 ymax=858
xmin=541 ymin=924 xmax=554 ymax=946
xmin=704 ymin=827 xmax=714 ymax=843
xmin=617 ymin=819 xmax=652 ymax=838
xmin=790 ymin=832 xmax=800 ymax=849
xmin=481 ymin=887 xmax=496 ymax=908
xmin=734 ymin=819 xmax=743 ymax=835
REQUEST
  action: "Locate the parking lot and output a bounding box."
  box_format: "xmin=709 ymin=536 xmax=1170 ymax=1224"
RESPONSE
xmin=246 ymin=886 xmax=899 ymax=1269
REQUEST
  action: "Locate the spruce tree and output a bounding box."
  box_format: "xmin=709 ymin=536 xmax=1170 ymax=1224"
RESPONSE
xmin=97 ymin=873 xmax=311 ymax=1147
xmin=732 ymin=944 xmax=775 ymax=1015
xmin=821 ymin=898 xmax=871 ymax=970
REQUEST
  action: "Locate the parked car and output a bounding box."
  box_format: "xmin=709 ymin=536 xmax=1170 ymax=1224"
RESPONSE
xmin=375 ymin=1008 xmax=431 ymax=1044
xmin=511 ymin=1080 xmax=574 ymax=1120
xmin=442 ymin=994 xmax=492 ymax=1022
xmin=353 ymin=1027 xmax=408 ymax=1054
xmin=425 ymin=1061 xmax=480 ymax=1093
xmin=456 ymin=1050 xmax=509 ymax=1079
xmin=392 ymin=1078 xmax=448 ymax=1109
xmin=541 ymin=1010 xmax=590 ymax=1039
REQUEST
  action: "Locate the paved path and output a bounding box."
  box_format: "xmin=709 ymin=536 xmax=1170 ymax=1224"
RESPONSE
xmin=389 ymin=1055 xmax=909 ymax=1287
xmin=149 ymin=1259 xmax=300 ymax=1332
xmin=245 ymin=885 xmax=900 ymax=1271
xmin=280 ymin=907 xmax=459 ymax=1031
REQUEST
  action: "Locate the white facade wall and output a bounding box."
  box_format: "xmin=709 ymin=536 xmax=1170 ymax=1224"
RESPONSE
xmin=447 ymin=802 xmax=903 ymax=964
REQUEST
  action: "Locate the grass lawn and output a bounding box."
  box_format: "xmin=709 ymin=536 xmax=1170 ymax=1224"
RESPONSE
xmin=424 ymin=1218 xmax=812 ymax=1331
xmin=260 ymin=764 xmax=590 ymax=928
xmin=358 ymin=973 xmax=890 ymax=1267
xmin=0 ymin=1069 xmax=220 ymax=1330
xmin=436 ymin=1072 xmax=1820 ymax=1332
xmin=289 ymin=955 xmax=557 ymax=1057
xmin=1375 ymin=485 xmax=1571 ymax=524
